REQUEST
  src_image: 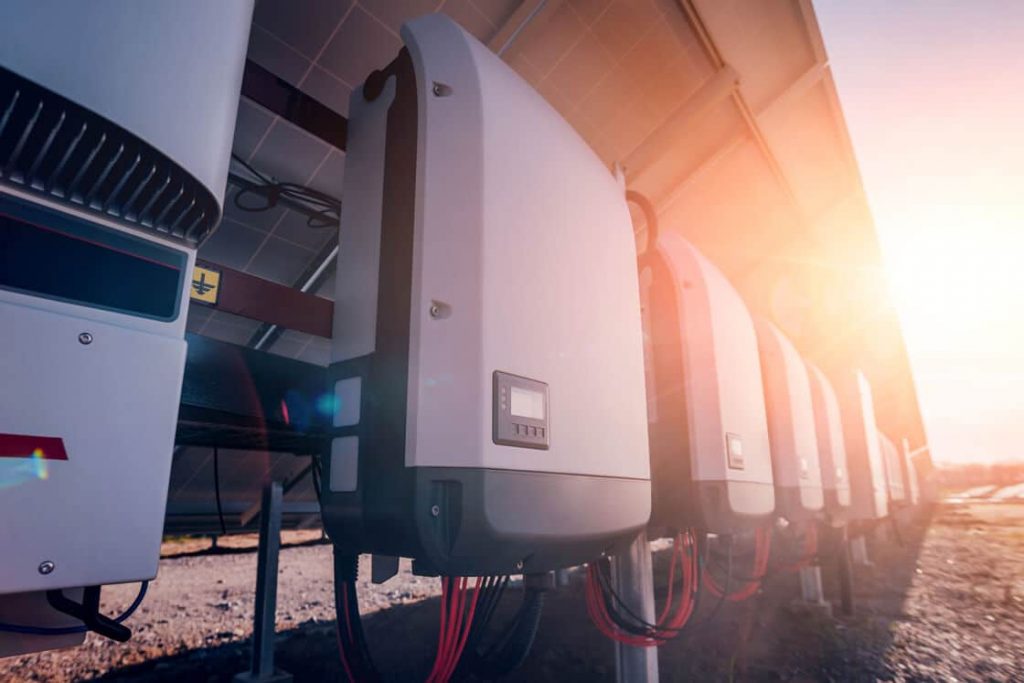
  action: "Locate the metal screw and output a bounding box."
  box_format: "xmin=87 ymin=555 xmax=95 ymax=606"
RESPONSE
xmin=38 ymin=561 xmax=55 ymax=575
xmin=429 ymin=304 xmax=441 ymax=318
xmin=78 ymin=332 xmax=93 ymax=345
xmin=430 ymin=504 xmax=441 ymax=517
xmin=515 ymin=560 xmax=524 ymax=571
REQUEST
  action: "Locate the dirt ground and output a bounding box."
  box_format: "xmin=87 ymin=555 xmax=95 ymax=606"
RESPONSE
xmin=2 ymin=502 xmax=1023 ymax=682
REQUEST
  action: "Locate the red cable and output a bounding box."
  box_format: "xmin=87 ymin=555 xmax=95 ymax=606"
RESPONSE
xmin=585 ymin=529 xmax=702 ymax=648
xmin=665 ymin=532 xmax=697 ymax=629
xmin=656 ymin=533 xmax=681 ymax=626
xmin=443 ymin=577 xmax=467 ymax=680
xmin=425 ymin=577 xmax=451 ymax=683
xmin=335 ymin=612 xmax=356 ymax=683
xmin=585 ymin=564 xmax=660 ymax=647
xmin=440 ymin=577 xmax=482 ymax=682
xmin=704 ymin=527 xmax=772 ymax=602
xmin=337 ymin=583 xmax=358 ymax=682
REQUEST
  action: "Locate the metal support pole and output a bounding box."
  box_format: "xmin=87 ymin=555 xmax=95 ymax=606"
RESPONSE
xmin=797 ymin=565 xmax=831 ymax=615
xmin=612 ymin=529 xmax=659 ymax=683
xmin=234 ymin=481 xmax=292 ymax=683
xmin=836 ymin=526 xmax=854 ymax=616
xmin=850 ymin=535 xmax=870 ymax=566
xmin=793 ymin=522 xmax=831 ymax=616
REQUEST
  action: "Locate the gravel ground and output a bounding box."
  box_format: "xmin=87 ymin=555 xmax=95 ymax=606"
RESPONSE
xmin=2 ymin=503 xmax=1022 ymax=681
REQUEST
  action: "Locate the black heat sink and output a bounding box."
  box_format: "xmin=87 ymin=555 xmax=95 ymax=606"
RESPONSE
xmin=0 ymin=65 xmax=219 ymax=245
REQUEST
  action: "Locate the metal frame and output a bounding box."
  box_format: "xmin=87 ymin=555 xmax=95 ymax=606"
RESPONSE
xmin=612 ymin=531 xmax=659 ymax=683
xmin=233 ymin=481 xmax=292 ymax=683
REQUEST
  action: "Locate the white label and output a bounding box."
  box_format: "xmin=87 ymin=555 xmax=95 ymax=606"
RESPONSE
xmin=334 ymin=377 xmax=362 ymax=427
xmin=330 ymin=437 xmax=359 ymax=492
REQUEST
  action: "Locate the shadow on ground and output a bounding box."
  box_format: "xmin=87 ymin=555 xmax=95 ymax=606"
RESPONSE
xmin=89 ymin=509 xmax=933 ymax=682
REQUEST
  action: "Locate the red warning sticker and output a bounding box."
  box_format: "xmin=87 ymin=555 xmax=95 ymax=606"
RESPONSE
xmin=0 ymin=433 xmax=69 ymax=460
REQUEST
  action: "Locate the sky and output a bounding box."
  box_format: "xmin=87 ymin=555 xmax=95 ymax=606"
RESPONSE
xmin=814 ymin=0 xmax=1024 ymax=464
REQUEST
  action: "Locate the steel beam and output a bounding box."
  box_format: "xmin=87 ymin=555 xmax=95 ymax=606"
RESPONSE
xmin=193 ymin=259 xmax=333 ymax=338
xmin=624 ymin=64 xmax=739 ymax=183
xmin=488 ymin=0 xmax=561 ymax=56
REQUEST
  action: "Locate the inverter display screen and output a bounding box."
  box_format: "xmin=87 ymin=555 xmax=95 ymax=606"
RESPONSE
xmin=0 ymin=197 xmax=186 ymax=321
xmin=510 ymin=386 xmax=545 ymax=420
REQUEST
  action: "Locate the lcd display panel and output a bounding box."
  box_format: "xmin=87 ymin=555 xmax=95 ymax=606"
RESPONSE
xmin=510 ymin=386 xmax=545 ymax=420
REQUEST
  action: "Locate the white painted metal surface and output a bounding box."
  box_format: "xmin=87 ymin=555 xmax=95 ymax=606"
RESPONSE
xmin=838 ymin=371 xmax=889 ymax=521
xmin=334 ymin=15 xmax=651 ymax=481
xmin=807 ymin=362 xmax=851 ymax=508
xmin=0 ymin=194 xmax=192 ymax=595
xmin=756 ymin=319 xmax=824 ymax=518
xmin=655 ymin=232 xmax=775 ymax=510
xmin=0 ymin=0 xmax=253 ymax=217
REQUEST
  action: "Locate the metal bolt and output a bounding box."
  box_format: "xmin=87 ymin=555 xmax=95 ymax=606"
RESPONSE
xmin=515 ymin=560 xmax=524 ymax=571
xmin=78 ymin=332 xmax=93 ymax=345
xmin=430 ymin=504 xmax=441 ymax=517
xmin=429 ymin=304 xmax=441 ymax=318
xmin=38 ymin=561 xmax=55 ymax=575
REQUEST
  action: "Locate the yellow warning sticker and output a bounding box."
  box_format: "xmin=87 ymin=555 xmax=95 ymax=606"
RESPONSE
xmin=190 ymin=266 xmax=221 ymax=305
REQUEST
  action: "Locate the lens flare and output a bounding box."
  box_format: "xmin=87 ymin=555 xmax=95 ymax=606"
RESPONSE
xmin=32 ymin=447 xmax=49 ymax=480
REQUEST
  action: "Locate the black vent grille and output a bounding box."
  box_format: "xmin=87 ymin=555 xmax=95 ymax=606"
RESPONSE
xmin=0 ymin=66 xmax=220 ymax=245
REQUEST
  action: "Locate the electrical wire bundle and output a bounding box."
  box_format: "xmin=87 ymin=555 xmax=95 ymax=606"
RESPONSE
xmin=423 ymin=576 xmax=483 ymax=683
xmin=702 ymin=527 xmax=772 ymax=602
xmin=334 ymin=547 xmax=501 ymax=682
xmin=458 ymin=576 xmax=547 ymax=679
xmin=229 ymin=153 xmax=342 ymax=228
xmin=772 ymin=522 xmax=818 ymax=574
xmin=585 ymin=529 xmax=701 ymax=647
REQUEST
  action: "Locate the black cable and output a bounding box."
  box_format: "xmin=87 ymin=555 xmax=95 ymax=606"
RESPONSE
xmin=697 ymin=536 xmax=732 ymax=627
xmin=594 ymin=559 xmax=665 ymax=635
xmin=706 ymin=526 xmax=813 ymax=583
xmin=471 ymin=589 xmax=545 ymax=679
xmin=0 ymin=581 xmax=149 ymax=636
xmin=230 ymin=153 xmax=341 ymax=228
xmin=333 ymin=550 xmax=382 ymax=682
xmin=592 ymin=535 xmax=701 ymax=639
xmin=594 ymin=560 xmax=688 ymax=638
xmin=212 ymin=446 xmax=227 ymax=537
xmin=465 ymin=576 xmax=507 ymax=653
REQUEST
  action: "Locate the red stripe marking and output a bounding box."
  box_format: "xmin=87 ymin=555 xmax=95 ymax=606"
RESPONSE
xmin=0 ymin=434 xmax=69 ymax=460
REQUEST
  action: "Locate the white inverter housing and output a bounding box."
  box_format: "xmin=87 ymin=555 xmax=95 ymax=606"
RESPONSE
xmin=0 ymin=0 xmax=252 ymax=243
xmin=755 ymin=320 xmax=824 ymax=521
xmin=879 ymin=433 xmax=907 ymax=507
xmin=836 ymin=371 xmax=889 ymax=521
xmin=905 ymin=449 xmax=921 ymax=505
xmin=0 ymin=0 xmax=251 ymax=657
xmin=806 ymin=361 xmax=851 ymax=520
xmin=321 ymin=15 xmax=651 ymax=576
xmin=642 ymin=231 xmax=775 ymax=534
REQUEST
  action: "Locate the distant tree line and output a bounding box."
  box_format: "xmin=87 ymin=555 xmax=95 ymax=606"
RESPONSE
xmin=935 ymin=462 xmax=1024 ymax=490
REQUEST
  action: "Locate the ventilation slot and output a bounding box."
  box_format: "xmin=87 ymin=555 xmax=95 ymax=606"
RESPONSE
xmin=0 ymin=66 xmax=219 ymax=245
